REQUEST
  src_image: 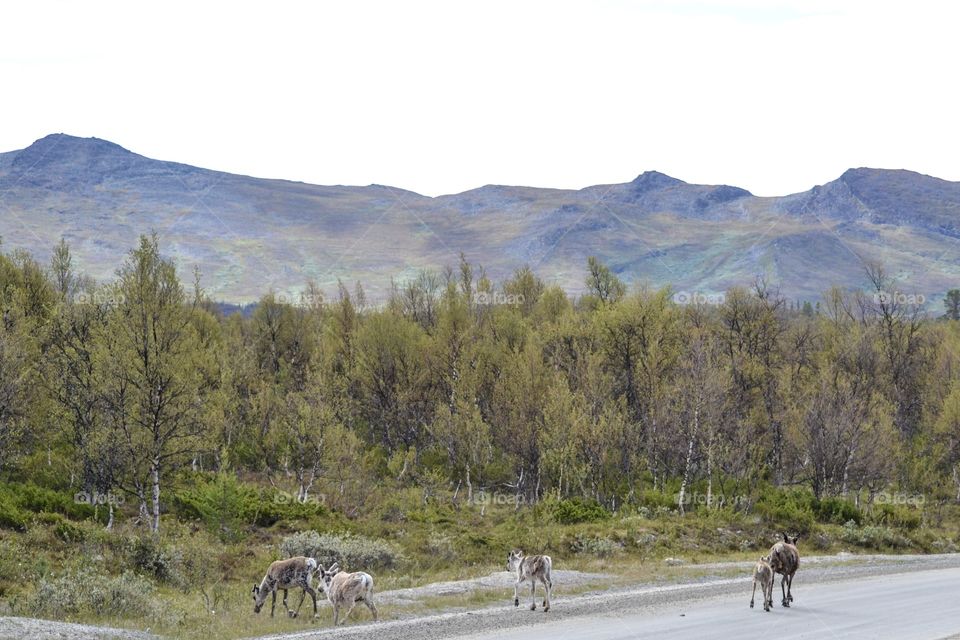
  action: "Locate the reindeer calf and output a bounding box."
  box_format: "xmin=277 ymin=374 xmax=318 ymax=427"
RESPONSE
xmin=507 ymin=549 xmax=553 ymax=612
xmin=318 ymin=563 xmax=378 ymax=626
xmin=769 ymin=533 xmax=800 ymax=607
xmin=252 ymin=556 xmax=320 ymax=618
xmin=750 ymin=555 xmax=774 ymax=612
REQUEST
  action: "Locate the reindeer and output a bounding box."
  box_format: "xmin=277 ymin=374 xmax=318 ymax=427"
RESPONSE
xmin=251 ymin=556 xmax=320 ymax=618
xmin=507 ymin=549 xmax=552 ymax=612
xmin=750 ymin=555 xmax=774 ymax=612
xmin=769 ymin=533 xmax=800 ymax=607
xmin=318 ymin=562 xmax=379 ymax=626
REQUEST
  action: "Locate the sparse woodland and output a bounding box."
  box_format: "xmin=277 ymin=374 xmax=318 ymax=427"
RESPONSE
xmin=1 ymin=234 xmax=959 ymax=635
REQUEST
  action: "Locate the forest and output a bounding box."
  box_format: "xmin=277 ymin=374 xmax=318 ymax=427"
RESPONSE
xmin=1 ymin=234 xmax=959 ymax=635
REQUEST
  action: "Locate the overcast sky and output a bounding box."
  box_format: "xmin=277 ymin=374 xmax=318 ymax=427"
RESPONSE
xmin=2 ymin=0 xmax=957 ymax=196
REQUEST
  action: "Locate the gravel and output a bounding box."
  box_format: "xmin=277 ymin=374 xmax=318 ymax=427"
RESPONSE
xmin=0 ymin=616 xmax=157 ymax=640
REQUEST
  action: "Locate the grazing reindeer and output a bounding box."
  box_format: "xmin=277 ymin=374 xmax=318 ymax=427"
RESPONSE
xmin=769 ymin=533 xmax=800 ymax=607
xmin=507 ymin=549 xmax=553 ymax=612
xmin=318 ymin=562 xmax=379 ymax=626
xmin=750 ymin=555 xmax=774 ymax=612
xmin=251 ymin=556 xmax=320 ymax=618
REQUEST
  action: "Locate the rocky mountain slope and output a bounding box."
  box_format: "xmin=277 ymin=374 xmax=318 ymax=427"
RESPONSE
xmin=0 ymin=134 xmax=957 ymax=303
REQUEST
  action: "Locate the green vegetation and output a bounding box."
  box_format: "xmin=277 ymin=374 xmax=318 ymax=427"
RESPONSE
xmin=0 ymin=236 xmax=959 ymax=637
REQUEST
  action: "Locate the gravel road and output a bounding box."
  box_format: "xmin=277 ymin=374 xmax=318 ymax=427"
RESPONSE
xmin=248 ymin=553 xmax=960 ymax=640
xmin=5 ymin=554 xmax=960 ymax=640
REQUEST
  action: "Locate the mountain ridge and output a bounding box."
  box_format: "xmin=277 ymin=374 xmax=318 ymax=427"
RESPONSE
xmin=0 ymin=134 xmax=957 ymax=304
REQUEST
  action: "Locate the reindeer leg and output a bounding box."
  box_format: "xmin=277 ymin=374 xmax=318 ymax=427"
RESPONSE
xmin=529 ymin=580 xmax=537 ymax=610
xmin=332 ymin=604 xmax=340 ymax=627
xmin=364 ymin=598 xmax=379 ymax=621
xmin=781 ymin=574 xmax=790 ymax=607
xmin=542 ymin=577 xmax=550 ymax=612
xmin=283 ymin=589 xmax=296 ymax=617
xmin=341 ymin=600 xmax=358 ymax=625
xmin=305 ymin=586 xmax=319 ymax=618
xmin=294 ymin=589 xmax=307 ymax=617
xmin=270 ymin=589 xmax=277 ymax=617
xmin=513 ymin=578 xmax=521 ymax=607
xmin=787 ymin=572 xmax=794 ymax=602
xmin=750 ymin=578 xmax=756 ymax=608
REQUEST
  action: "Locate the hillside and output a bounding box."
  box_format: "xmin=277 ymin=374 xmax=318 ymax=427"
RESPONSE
xmin=1 ymin=133 xmax=957 ymax=303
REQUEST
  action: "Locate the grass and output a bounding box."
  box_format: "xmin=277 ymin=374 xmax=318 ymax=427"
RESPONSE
xmin=1 ymin=479 xmax=959 ymax=639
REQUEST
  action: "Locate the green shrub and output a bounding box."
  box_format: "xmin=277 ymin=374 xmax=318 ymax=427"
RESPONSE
xmin=125 ymin=535 xmax=184 ymax=584
xmin=173 ymin=473 xmax=326 ymax=535
xmin=50 ymin=515 xmax=87 ymax=543
xmin=637 ymin=490 xmax=678 ymax=510
xmin=839 ymin=520 xmax=911 ymax=550
xmin=5 ymin=483 xmax=93 ymax=519
xmin=23 ymin=567 xmax=171 ymax=622
xmin=0 ymin=492 xmax=27 ymax=531
xmin=870 ymin=503 xmax=922 ymax=530
xmin=815 ymin=497 xmax=862 ymax=525
xmin=551 ymin=498 xmax=610 ymax=524
xmin=569 ymin=534 xmax=621 ymax=557
xmin=0 ymin=483 xmax=92 ymax=530
xmin=279 ymin=531 xmax=402 ymax=570
xmin=754 ymin=489 xmax=815 ymax=533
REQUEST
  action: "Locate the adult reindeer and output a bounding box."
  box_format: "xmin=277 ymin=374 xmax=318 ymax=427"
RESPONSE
xmin=769 ymin=533 xmax=800 ymax=607
xmin=251 ymin=556 xmax=320 ymax=618
xmin=318 ymin=562 xmax=379 ymax=626
xmin=507 ymin=549 xmax=553 ymax=611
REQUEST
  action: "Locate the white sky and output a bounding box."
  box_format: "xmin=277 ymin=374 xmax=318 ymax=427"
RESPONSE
xmin=1 ymin=0 xmax=957 ymax=197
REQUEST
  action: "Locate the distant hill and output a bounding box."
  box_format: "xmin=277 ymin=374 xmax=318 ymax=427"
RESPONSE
xmin=1 ymin=133 xmax=957 ymax=304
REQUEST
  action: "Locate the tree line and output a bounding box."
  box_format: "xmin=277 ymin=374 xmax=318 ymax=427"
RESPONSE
xmin=2 ymin=235 xmax=959 ymax=532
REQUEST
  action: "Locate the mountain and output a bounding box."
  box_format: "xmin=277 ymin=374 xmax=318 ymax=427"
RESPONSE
xmin=1 ymin=133 xmax=958 ymax=304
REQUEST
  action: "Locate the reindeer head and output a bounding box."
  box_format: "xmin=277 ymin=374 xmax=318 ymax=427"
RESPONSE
xmin=251 ymin=583 xmax=268 ymax=613
xmin=507 ymin=549 xmax=524 ymax=572
xmin=782 ymin=532 xmax=800 ymax=546
xmin=318 ymin=562 xmax=340 ymax=590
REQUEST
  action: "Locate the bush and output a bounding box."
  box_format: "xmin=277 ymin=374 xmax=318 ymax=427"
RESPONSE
xmin=839 ymin=520 xmax=911 ymax=550
xmin=0 ymin=483 xmax=92 ymax=530
xmin=570 ymin=534 xmax=622 ymax=557
xmin=551 ymin=498 xmax=610 ymax=524
xmin=125 ymin=535 xmax=184 ymax=584
xmin=2 ymin=482 xmax=93 ymax=519
xmin=754 ymin=489 xmax=815 ymax=533
xmin=0 ymin=492 xmax=26 ymax=531
xmin=815 ymin=497 xmax=862 ymax=525
xmin=50 ymin=515 xmax=87 ymax=543
xmin=23 ymin=567 xmax=169 ymax=622
xmin=637 ymin=490 xmax=678 ymax=511
xmin=279 ymin=531 xmax=402 ymax=570
xmin=172 ymin=473 xmax=326 ymax=535
xmin=870 ymin=503 xmax=922 ymax=530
